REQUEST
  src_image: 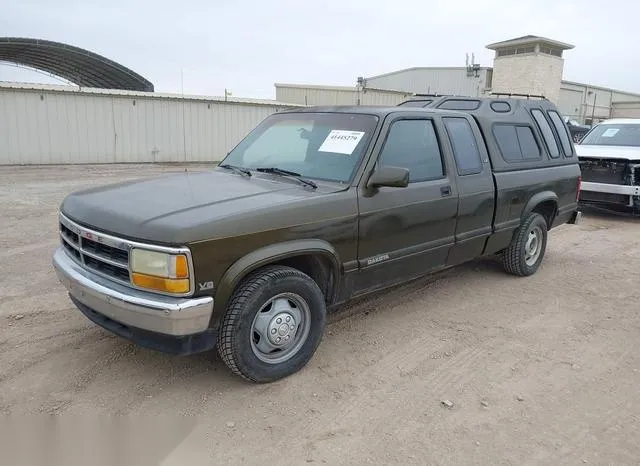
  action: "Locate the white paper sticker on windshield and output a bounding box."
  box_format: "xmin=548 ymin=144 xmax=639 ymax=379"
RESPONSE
xmin=318 ymin=130 xmax=365 ymax=155
xmin=602 ymin=128 xmax=619 ymax=137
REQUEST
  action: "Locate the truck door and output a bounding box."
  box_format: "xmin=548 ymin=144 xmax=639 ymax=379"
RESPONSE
xmin=355 ymin=114 xmax=459 ymax=294
xmin=440 ymin=116 xmax=495 ymax=265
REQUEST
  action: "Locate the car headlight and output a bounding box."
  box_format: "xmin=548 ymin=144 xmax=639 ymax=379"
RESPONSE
xmin=130 ymin=249 xmax=190 ymax=294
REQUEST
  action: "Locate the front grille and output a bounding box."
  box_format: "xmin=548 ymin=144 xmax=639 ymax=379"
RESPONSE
xmin=60 ymin=222 xmax=79 ymax=244
xmin=579 ymin=159 xmax=628 ymax=185
xmin=59 ymin=219 xmax=130 ymax=284
xmin=81 ymin=237 xmax=129 ymax=264
xmin=84 ymin=255 xmax=130 ymax=281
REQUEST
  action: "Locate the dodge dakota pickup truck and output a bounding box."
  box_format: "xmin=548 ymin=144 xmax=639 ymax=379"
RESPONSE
xmin=53 ymin=96 xmax=582 ymax=383
xmin=575 ymin=118 xmax=640 ymax=215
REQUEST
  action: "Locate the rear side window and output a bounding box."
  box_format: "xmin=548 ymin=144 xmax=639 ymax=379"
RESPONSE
xmin=490 ymin=101 xmax=511 ymax=113
xmin=378 ymin=119 xmax=444 ymax=183
xmin=516 ymin=127 xmax=541 ymax=160
xmin=531 ymin=109 xmax=560 ymax=158
xmin=443 ymin=117 xmax=483 ymax=175
xmin=493 ymin=124 xmax=541 ymax=162
xmin=548 ymin=110 xmax=573 ymax=156
xmin=437 ymin=99 xmax=481 ymax=110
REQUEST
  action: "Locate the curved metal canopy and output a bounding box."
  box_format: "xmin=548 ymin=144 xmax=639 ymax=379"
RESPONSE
xmin=0 ymin=37 xmax=154 ymax=92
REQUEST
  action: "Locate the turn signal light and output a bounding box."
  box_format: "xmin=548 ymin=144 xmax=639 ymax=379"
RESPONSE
xmin=132 ymin=273 xmax=190 ymax=294
xmin=175 ymin=254 xmax=189 ymax=279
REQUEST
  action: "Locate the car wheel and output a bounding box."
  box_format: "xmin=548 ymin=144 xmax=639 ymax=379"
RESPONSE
xmin=503 ymin=212 xmax=548 ymax=277
xmin=217 ymin=265 xmax=326 ymax=383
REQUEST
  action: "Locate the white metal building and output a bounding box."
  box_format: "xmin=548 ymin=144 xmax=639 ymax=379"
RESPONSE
xmin=363 ymin=67 xmax=493 ymax=98
xmin=275 ymin=83 xmax=413 ymax=107
xmin=0 ymin=82 xmax=301 ymax=165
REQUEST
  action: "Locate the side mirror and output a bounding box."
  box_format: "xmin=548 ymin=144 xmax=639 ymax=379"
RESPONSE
xmin=367 ymin=165 xmax=410 ymax=189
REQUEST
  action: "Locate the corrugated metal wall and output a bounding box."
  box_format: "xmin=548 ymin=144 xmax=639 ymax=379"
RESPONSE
xmin=0 ymin=84 xmax=299 ymax=165
xmin=558 ymin=88 xmax=584 ymax=120
xmin=611 ymin=102 xmax=640 ymax=118
xmin=365 ymin=68 xmax=491 ymax=97
xmin=275 ymin=84 xmax=413 ymax=107
xmin=559 ymin=81 xmax=640 ymax=123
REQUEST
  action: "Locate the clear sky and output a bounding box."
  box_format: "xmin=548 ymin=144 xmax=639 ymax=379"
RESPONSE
xmin=1 ymin=0 xmax=638 ymax=99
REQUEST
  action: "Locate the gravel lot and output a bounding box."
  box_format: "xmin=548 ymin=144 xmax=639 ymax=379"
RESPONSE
xmin=1 ymin=164 xmax=639 ymax=465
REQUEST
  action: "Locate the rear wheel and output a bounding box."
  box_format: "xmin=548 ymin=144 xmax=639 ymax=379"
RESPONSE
xmin=503 ymin=212 xmax=548 ymax=276
xmin=217 ymin=265 xmax=326 ymax=383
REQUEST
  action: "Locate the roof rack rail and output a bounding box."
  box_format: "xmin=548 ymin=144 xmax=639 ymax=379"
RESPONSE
xmin=490 ymin=92 xmax=547 ymax=100
xmin=412 ymin=93 xmax=447 ymax=97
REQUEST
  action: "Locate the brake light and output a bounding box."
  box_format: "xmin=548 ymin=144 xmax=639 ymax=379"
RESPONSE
xmin=577 ymin=176 xmax=582 ymax=201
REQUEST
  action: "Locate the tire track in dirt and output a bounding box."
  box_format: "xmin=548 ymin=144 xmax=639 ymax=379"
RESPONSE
xmin=110 ymin=353 xmax=221 ymax=416
xmin=271 ymin=308 xmax=512 ymax=454
xmin=38 ymin=341 xmax=140 ymax=414
xmin=0 ymin=328 xmax=99 ymax=386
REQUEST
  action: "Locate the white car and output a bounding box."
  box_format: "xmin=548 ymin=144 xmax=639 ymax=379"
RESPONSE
xmin=575 ymin=118 xmax=640 ymax=214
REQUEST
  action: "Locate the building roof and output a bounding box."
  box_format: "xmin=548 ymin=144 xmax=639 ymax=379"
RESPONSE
xmin=285 ymin=105 xmax=439 ymax=116
xmin=0 ymin=37 xmax=154 ymax=92
xmin=486 ymin=35 xmax=574 ymax=51
xmin=0 ymin=81 xmax=304 ymax=108
xmin=275 ymin=82 xmax=412 ymax=94
xmin=364 ymin=66 xmax=491 ymax=81
xmin=561 ymin=79 xmax=640 ymax=98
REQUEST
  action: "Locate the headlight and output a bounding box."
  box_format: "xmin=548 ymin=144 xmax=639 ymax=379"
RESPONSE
xmin=130 ymin=249 xmax=190 ymax=294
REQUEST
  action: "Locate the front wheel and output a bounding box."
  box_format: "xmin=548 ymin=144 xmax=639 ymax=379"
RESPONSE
xmin=503 ymin=212 xmax=548 ymax=276
xmin=217 ymin=265 xmax=327 ymax=383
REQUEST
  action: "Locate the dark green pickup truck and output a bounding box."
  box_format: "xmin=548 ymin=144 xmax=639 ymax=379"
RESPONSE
xmin=53 ymin=96 xmax=582 ymax=382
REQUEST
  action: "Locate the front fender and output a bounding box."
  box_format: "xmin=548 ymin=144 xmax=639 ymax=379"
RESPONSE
xmin=211 ymin=239 xmax=341 ymax=324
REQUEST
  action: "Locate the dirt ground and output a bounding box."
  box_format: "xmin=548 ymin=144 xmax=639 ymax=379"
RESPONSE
xmin=1 ymin=164 xmax=639 ymax=465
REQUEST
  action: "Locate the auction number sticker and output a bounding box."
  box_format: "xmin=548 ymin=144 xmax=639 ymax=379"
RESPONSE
xmin=602 ymin=128 xmax=620 ymax=137
xmin=318 ymin=130 xmax=365 ymax=155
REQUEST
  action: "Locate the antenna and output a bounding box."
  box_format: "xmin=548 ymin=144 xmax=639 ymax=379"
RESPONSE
xmin=466 ymin=53 xmax=480 ymax=77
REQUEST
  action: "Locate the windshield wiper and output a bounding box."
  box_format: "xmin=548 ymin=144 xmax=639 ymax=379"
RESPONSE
xmin=219 ymin=163 xmax=251 ymax=177
xmin=256 ymin=167 xmax=318 ymax=189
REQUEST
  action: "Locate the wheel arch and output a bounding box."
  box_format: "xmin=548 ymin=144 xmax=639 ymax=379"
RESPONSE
xmin=212 ymin=240 xmax=341 ymax=325
xmin=522 ymin=191 xmax=558 ymax=229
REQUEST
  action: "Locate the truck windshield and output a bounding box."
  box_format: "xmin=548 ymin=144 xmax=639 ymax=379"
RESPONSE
xmin=220 ymin=112 xmax=379 ymax=183
xmin=580 ymin=123 xmax=640 ymax=147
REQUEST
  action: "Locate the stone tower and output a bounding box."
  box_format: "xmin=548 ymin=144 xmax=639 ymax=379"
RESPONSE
xmin=486 ymin=35 xmax=574 ymax=104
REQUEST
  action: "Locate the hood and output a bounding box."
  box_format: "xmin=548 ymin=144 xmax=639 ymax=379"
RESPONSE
xmin=575 ymin=144 xmax=640 ymax=161
xmin=61 ymin=170 xmax=341 ymax=244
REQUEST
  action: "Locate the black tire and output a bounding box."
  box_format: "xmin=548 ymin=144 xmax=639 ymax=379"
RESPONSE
xmin=503 ymin=212 xmax=548 ymax=276
xmin=217 ymin=265 xmax=327 ymax=383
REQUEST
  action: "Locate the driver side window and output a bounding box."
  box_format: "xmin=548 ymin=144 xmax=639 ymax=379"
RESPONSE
xmin=242 ymin=122 xmax=311 ymax=165
xmin=378 ymin=119 xmax=444 ymax=183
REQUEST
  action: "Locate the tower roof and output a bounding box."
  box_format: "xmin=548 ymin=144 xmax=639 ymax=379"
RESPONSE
xmin=486 ymin=35 xmax=574 ymax=51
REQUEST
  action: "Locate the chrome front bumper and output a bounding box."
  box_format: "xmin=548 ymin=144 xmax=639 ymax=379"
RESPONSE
xmin=53 ymin=246 xmax=214 ymax=336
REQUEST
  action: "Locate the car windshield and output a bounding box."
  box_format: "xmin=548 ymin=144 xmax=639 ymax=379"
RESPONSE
xmin=220 ymin=112 xmax=379 ymax=183
xmin=580 ymin=123 xmax=640 ymax=147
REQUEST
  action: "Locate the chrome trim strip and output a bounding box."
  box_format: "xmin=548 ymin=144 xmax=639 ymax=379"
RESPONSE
xmin=581 ymin=181 xmax=640 ymax=196
xmin=59 ymin=212 xmax=195 ymax=297
xmin=53 ymin=247 xmax=213 ymax=336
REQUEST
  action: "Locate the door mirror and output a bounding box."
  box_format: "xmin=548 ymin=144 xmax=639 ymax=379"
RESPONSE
xmin=367 ymin=165 xmax=410 ymax=188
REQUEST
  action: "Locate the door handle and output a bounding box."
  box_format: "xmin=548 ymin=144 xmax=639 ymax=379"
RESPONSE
xmin=440 ymin=186 xmax=452 ymax=197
